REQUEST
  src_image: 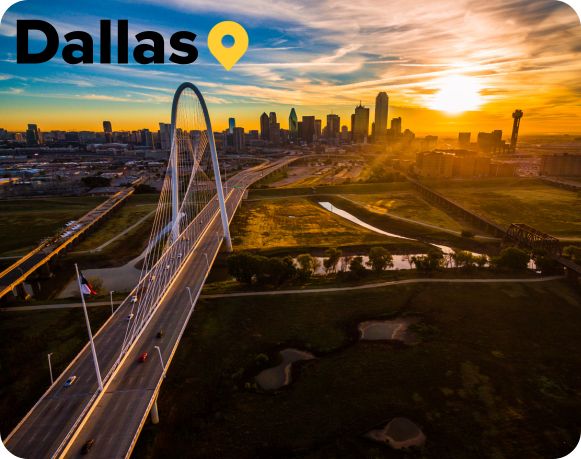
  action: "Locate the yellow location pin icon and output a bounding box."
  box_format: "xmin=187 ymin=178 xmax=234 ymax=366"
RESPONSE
xmin=208 ymin=21 xmax=248 ymax=71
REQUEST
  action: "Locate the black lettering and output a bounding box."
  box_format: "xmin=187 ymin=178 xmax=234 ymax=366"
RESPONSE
xmin=16 ymin=20 xmax=58 ymax=64
xmin=100 ymin=20 xmax=111 ymax=64
xmin=133 ymin=31 xmax=165 ymax=64
xmin=62 ymin=31 xmax=93 ymax=64
xmin=169 ymin=31 xmax=198 ymax=64
xmin=118 ymin=19 xmax=129 ymax=64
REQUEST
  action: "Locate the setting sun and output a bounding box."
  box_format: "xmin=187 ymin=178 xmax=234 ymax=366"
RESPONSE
xmin=428 ymin=75 xmax=484 ymax=114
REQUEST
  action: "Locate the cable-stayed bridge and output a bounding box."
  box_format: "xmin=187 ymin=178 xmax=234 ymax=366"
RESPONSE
xmin=4 ymin=83 xmax=296 ymax=459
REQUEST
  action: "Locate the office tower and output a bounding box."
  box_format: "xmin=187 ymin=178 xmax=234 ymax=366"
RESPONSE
xmin=233 ymin=127 xmax=245 ymax=153
xmin=315 ymin=119 xmax=322 ymax=140
xmin=491 ymin=130 xmax=503 ymax=154
xmin=301 ymin=116 xmax=315 ymax=143
xmin=390 ymin=117 xmax=402 ymax=137
xmin=352 ymin=102 xmax=370 ymax=143
xmin=289 ymin=108 xmax=298 ymax=141
xmin=260 ymin=112 xmax=270 ymax=140
xmin=510 ymin=109 xmax=523 ymax=153
xmin=297 ymin=121 xmax=303 ymax=140
xmin=102 ymin=120 xmax=112 ymax=143
xmin=26 ymin=124 xmax=40 ymax=145
xmin=374 ymin=91 xmax=388 ymax=142
xmin=159 ymin=123 xmax=171 ymax=150
xmin=270 ymin=122 xmax=281 ymax=144
xmin=140 ymin=129 xmax=153 ymax=147
xmin=326 ymin=114 xmax=340 ymax=139
xmin=228 ymin=117 xmax=236 ymax=135
xmin=458 ymin=132 xmax=471 ymax=147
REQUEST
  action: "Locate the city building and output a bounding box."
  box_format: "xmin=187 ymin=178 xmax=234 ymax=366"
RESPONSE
xmin=390 ymin=117 xmax=402 ymax=137
xmin=301 ymin=116 xmax=315 ymax=143
xmin=26 ymin=124 xmax=41 ymax=146
xmin=415 ymin=151 xmax=454 ymax=178
xmin=268 ymin=112 xmax=280 ymax=144
xmin=540 ymin=153 xmax=581 ymax=176
xmin=315 ymin=119 xmax=322 ymax=140
xmin=326 ymin=114 xmax=340 ymax=139
xmin=352 ymin=102 xmax=369 ymax=143
xmin=289 ymin=108 xmax=298 ymax=141
xmin=233 ymin=127 xmax=245 ymax=153
xmin=159 ymin=123 xmax=171 ymax=150
xmin=260 ymin=112 xmax=269 ymax=141
xmin=103 ymin=121 xmax=113 ymax=143
xmin=458 ymin=132 xmax=471 ymax=147
xmin=374 ymin=92 xmax=389 ymax=142
xmin=228 ymin=118 xmax=236 ymax=135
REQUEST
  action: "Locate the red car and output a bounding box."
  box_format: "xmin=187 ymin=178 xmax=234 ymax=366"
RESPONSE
xmin=138 ymin=352 xmax=148 ymax=363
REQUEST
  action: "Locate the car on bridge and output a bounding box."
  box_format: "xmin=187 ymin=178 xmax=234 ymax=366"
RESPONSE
xmin=64 ymin=376 xmax=77 ymax=387
xmin=126 ymin=313 xmax=134 ymax=321
xmin=138 ymin=352 xmax=148 ymax=363
xmin=81 ymin=439 xmax=95 ymax=455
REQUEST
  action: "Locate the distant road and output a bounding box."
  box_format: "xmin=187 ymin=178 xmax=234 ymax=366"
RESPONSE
xmin=201 ymin=275 xmax=566 ymax=299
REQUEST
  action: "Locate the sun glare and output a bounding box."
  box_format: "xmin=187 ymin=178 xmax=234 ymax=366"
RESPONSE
xmin=428 ymin=75 xmax=483 ymax=114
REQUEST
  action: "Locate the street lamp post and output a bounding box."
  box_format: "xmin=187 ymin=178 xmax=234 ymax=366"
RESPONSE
xmin=47 ymin=353 xmax=54 ymax=385
xmin=109 ymin=290 xmax=115 ymax=315
xmin=154 ymin=345 xmax=165 ymax=379
xmin=186 ymin=286 xmax=194 ymax=307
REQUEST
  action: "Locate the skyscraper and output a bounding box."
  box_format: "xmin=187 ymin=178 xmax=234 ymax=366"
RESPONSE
xmin=315 ymin=119 xmax=322 ymax=140
xmin=103 ymin=120 xmax=112 ymax=143
xmin=228 ymin=118 xmax=236 ymax=135
xmin=374 ymin=92 xmax=388 ymax=143
xmin=458 ymin=132 xmax=471 ymax=147
xmin=26 ymin=124 xmax=40 ymax=145
xmin=510 ymin=109 xmax=523 ymax=153
xmin=159 ymin=122 xmax=171 ymax=150
xmin=260 ymin=112 xmax=270 ymax=141
xmin=268 ymin=112 xmax=280 ymax=143
xmin=302 ymin=116 xmax=315 ymax=143
xmin=352 ymin=103 xmax=370 ymax=143
xmin=326 ymin=114 xmax=340 ymax=139
xmin=391 ymin=117 xmax=402 ymax=137
xmin=289 ymin=108 xmax=298 ymax=141
xmin=233 ymin=127 xmax=245 ymax=153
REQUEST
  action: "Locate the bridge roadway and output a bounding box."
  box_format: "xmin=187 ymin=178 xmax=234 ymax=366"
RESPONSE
xmin=4 ymin=158 xmax=293 ymax=459
xmin=0 ymin=179 xmax=144 ymax=300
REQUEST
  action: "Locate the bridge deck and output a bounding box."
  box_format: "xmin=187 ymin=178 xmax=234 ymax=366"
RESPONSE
xmin=4 ymin=159 xmax=294 ymax=459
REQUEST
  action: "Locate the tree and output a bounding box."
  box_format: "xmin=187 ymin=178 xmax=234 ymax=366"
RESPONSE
xmin=563 ymin=245 xmax=581 ymax=262
xmin=491 ymin=247 xmax=530 ymax=271
xmin=411 ymin=251 xmax=443 ymax=273
xmin=323 ymin=248 xmax=342 ymax=274
xmin=452 ymin=250 xmax=474 ymax=269
xmin=475 ymin=254 xmax=488 ymax=268
xmin=227 ymin=252 xmax=261 ymax=284
xmin=367 ymin=247 xmax=394 ymax=273
xmin=296 ymin=253 xmax=320 ymax=280
xmin=263 ymin=256 xmax=296 ymax=285
xmin=82 ymin=176 xmax=111 ymax=188
xmin=349 ymin=256 xmax=367 ymax=278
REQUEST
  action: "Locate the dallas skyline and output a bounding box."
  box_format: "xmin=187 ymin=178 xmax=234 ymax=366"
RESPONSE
xmin=0 ymin=0 xmax=580 ymax=134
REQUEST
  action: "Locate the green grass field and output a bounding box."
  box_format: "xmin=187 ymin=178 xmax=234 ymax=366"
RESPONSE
xmin=429 ymin=178 xmax=581 ymax=239
xmin=133 ymin=279 xmax=581 ymax=459
xmin=230 ymin=197 xmax=429 ymax=252
xmin=0 ymin=196 xmax=105 ymax=256
xmin=74 ymin=193 xmax=158 ymax=252
xmin=0 ymin=307 xmax=110 ymax=437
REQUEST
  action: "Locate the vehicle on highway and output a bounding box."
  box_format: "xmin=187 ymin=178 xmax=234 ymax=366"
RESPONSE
xmin=64 ymin=376 xmax=77 ymax=387
xmin=81 ymin=439 xmax=95 ymax=455
xmin=138 ymin=352 xmax=148 ymax=363
xmin=156 ymin=330 xmax=164 ymax=338
xmin=131 ymin=295 xmax=138 ymax=303
xmin=126 ymin=313 xmax=134 ymax=321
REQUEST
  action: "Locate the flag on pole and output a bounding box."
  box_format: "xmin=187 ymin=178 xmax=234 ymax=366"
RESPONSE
xmin=80 ymin=273 xmax=97 ymax=295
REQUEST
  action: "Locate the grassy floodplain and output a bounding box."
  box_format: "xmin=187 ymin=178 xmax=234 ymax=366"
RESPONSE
xmin=428 ymin=178 xmax=581 ymax=239
xmin=133 ymin=279 xmax=581 ymax=458
xmin=230 ymin=197 xmax=430 ymax=253
xmin=0 ymin=196 xmax=105 ymax=256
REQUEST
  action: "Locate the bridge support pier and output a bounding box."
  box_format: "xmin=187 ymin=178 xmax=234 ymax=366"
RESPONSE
xmin=150 ymin=398 xmax=160 ymax=425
